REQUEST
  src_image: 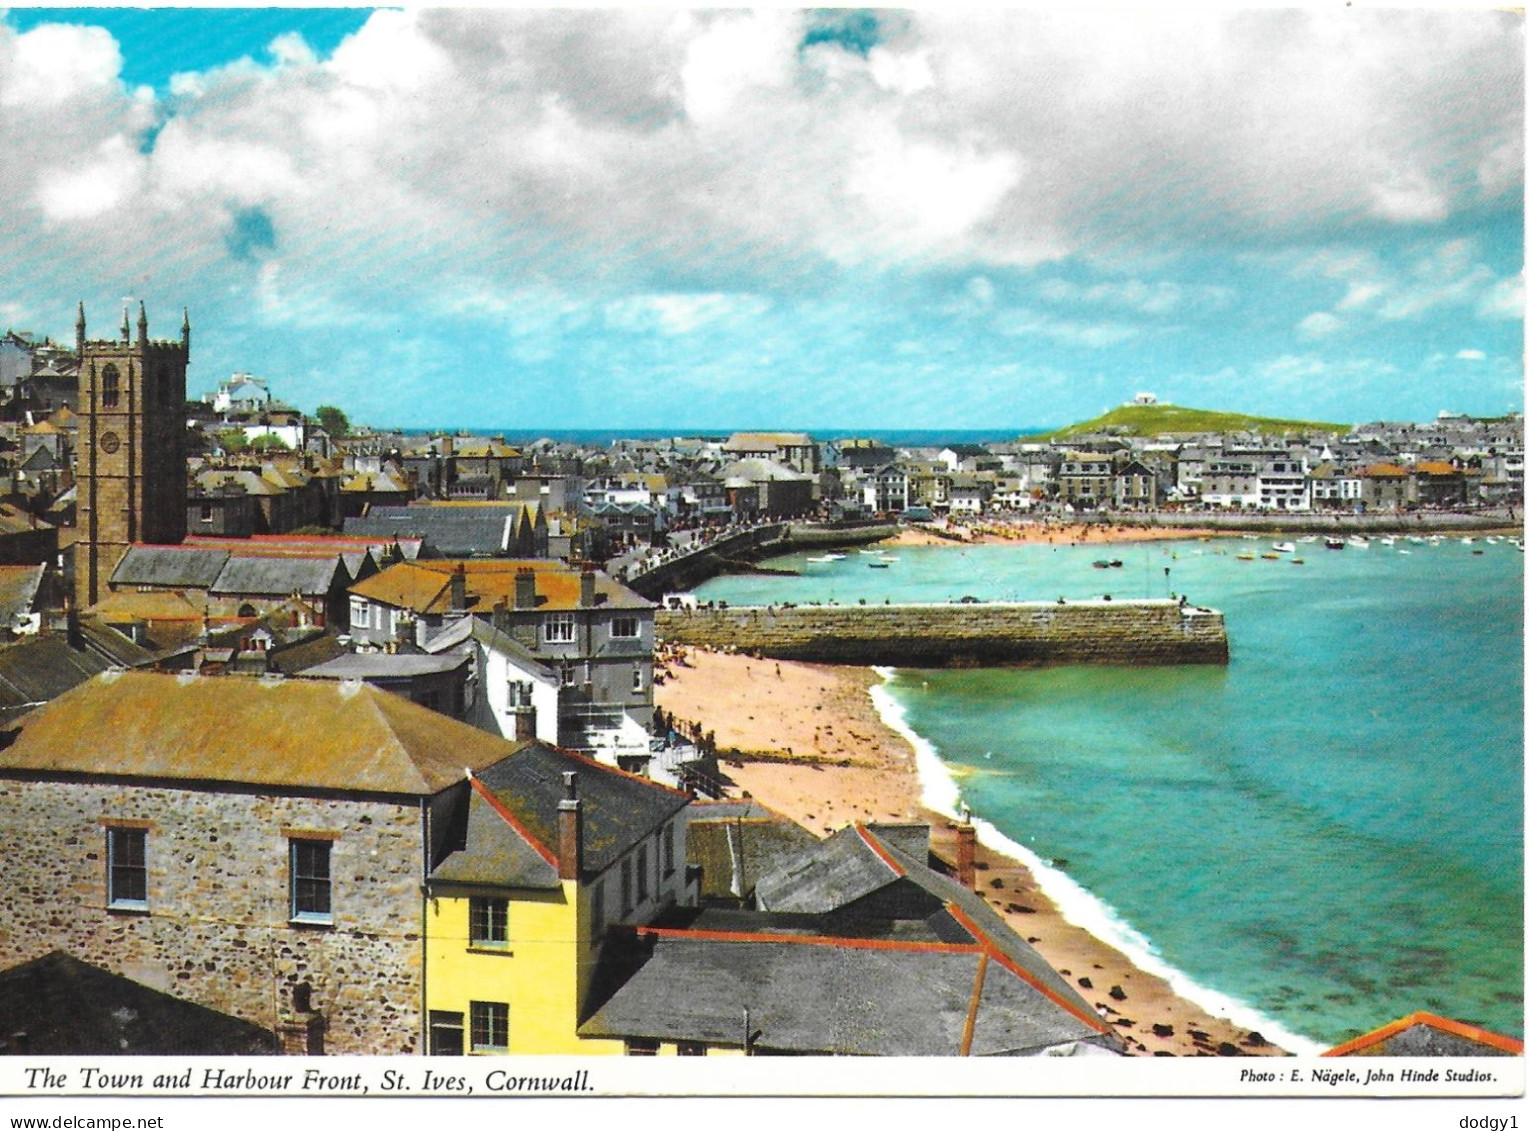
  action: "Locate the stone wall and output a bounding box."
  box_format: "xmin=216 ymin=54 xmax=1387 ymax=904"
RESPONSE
xmin=0 ymin=776 xmax=427 ymax=1054
xmin=657 ymin=599 xmax=1228 ymax=667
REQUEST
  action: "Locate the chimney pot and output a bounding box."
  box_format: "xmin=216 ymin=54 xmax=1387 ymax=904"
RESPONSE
xmin=955 ymin=820 xmax=977 ymax=890
xmin=557 ymin=770 xmax=582 ymax=881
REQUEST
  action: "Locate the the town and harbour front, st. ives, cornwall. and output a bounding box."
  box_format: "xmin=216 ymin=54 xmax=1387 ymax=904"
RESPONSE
xmin=0 ymin=6 xmax=1521 ymax=1127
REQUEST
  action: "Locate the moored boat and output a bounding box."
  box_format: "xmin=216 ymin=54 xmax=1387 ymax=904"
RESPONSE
xmin=1325 ymin=537 xmax=1345 ymax=550
xmin=1272 ymin=542 xmax=1296 ymax=553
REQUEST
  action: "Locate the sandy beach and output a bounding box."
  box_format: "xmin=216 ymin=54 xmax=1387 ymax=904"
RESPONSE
xmin=882 ymin=520 xmax=1233 ymax=548
xmin=656 ymin=645 xmax=1289 ymax=1058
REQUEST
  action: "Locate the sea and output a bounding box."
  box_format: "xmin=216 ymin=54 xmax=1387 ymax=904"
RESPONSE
xmin=692 ymin=533 xmax=1525 ymax=1052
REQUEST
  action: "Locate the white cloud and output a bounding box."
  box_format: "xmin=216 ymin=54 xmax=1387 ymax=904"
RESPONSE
xmin=604 ymin=292 xmax=771 ymax=335
xmin=1298 ymin=312 xmax=1344 ymax=339
xmin=1477 ymin=275 xmax=1524 ymax=321
xmin=1456 ymin=348 xmax=1486 ymax=360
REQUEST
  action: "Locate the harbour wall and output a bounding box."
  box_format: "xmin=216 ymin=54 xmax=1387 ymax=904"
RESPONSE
xmin=656 ymin=599 xmax=1229 ymax=668
xmin=626 ymin=522 xmax=898 ymax=599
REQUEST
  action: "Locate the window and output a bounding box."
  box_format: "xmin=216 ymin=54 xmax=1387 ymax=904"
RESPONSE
xmin=625 ymin=1038 xmax=659 ymax=1056
xmin=636 ymin=845 xmax=649 ymax=902
xmin=561 ymin=664 xmax=576 ymax=688
xmin=611 ymin=616 xmax=639 ymax=639
xmin=349 ymin=597 xmax=370 ymax=630
xmin=677 ymin=1042 xmax=705 ymax=1057
xmin=544 ymin=613 xmax=575 ymax=643
xmin=289 ymin=839 xmax=332 ymax=924
xmin=470 ymin=897 xmax=508 ymax=948
xmin=470 ymin=1001 xmax=509 ymax=1053
xmin=100 ymin=364 xmax=120 ymax=409
xmin=632 ymin=666 xmax=644 ymax=694
xmin=106 ymin=827 xmax=147 ymax=910
xmin=430 ymin=1011 xmax=464 ymax=1056
xmin=662 ymin=824 xmax=675 ymax=878
xmin=620 ymin=857 xmax=633 ymax=913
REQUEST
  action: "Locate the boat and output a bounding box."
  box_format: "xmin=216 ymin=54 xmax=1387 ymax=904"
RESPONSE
xmin=860 ymin=548 xmax=885 ymax=555
xmin=1291 ymin=558 xmax=1305 ymax=565
xmin=867 ymin=560 xmax=891 ymax=569
xmin=1092 ymin=560 xmax=1112 ymax=569
xmin=1461 ymin=536 xmax=1475 ymax=545
xmin=1380 ymin=536 xmax=1396 ymax=546
xmin=1324 ymin=537 xmax=1345 ymax=550
xmin=1272 ymin=542 xmax=1296 ymax=554
xmin=825 ymin=552 xmax=847 ymax=561
xmin=1236 ymin=553 xmax=1256 ymax=562
xmin=804 ymin=555 xmax=837 ymax=564
xmin=1298 ymin=535 xmax=1319 ymax=543
xmin=1347 ymin=536 xmax=1370 ymax=548
xmin=1397 ymin=549 xmax=1411 ymax=555
xmin=1109 ymin=559 xmax=1123 ymax=568
xmin=1261 ymin=552 xmax=1281 ymax=560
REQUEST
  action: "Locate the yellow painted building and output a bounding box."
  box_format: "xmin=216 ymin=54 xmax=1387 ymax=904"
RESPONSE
xmin=423 ymin=746 xmax=695 ymax=1055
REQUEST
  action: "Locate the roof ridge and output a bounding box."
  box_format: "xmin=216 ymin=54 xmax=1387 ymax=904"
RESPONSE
xmin=555 ymin=745 xmax=690 ymax=797
xmin=941 ymin=901 xmax=1113 ymax=1037
xmin=854 ymin=823 xmax=907 ymax=877
xmin=1322 ymin=1011 xmax=1525 ymax=1057
xmin=636 ymin=925 xmax=982 ymax=956
xmin=470 ymin=774 xmax=559 ymax=870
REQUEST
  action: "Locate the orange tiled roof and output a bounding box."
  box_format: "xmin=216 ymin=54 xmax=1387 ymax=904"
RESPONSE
xmin=1358 ymin=463 xmax=1410 ymax=478
xmin=350 ymin=559 xmax=650 ymax=614
xmin=1413 ymin=461 xmax=1462 ymax=476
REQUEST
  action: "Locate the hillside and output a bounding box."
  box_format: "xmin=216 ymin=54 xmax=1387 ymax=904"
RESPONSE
xmin=1033 ymin=404 xmax=1350 ymax=441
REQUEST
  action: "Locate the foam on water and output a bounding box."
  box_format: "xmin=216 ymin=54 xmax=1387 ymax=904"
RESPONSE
xmin=871 ymin=665 xmax=1325 ymax=1056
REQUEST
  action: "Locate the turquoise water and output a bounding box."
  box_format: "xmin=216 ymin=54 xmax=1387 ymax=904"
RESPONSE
xmin=695 ymin=535 xmax=1524 ymax=1048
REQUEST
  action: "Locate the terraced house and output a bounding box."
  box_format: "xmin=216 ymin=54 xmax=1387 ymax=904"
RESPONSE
xmin=346 ymin=559 xmax=655 ymax=758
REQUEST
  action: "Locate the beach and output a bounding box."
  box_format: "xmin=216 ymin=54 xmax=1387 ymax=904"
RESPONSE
xmin=656 ymin=645 xmax=1289 ymax=1058
xmin=882 ymin=520 xmax=1233 ymax=548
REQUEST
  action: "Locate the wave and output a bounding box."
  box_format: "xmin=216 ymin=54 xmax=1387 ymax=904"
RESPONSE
xmin=869 ymin=665 xmax=1325 ymax=1057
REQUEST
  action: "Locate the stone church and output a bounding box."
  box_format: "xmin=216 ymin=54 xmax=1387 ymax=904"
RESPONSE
xmin=73 ymin=302 xmax=191 ymax=610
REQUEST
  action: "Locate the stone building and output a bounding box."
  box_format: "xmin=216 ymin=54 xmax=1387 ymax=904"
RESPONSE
xmin=74 ymin=304 xmax=190 ymax=610
xmin=0 ymin=670 xmax=524 ymax=1054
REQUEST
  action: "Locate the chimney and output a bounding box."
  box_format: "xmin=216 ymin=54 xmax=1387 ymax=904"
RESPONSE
xmin=491 ymin=597 xmax=509 ymax=636
xmin=449 ymin=563 xmax=467 ymax=611
xmin=955 ymin=809 xmax=977 ymax=890
xmin=580 ymin=565 xmax=596 ymax=608
xmin=514 ymin=703 xmax=536 ymax=741
xmin=514 ymin=567 xmax=536 ymax=610
xmin=557 ymin=771 xmax=582 ymax=881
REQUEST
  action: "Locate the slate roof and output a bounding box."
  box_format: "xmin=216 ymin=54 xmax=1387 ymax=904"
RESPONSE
xmin=300 ymin=653 xmax=470 ymax=679
xmin=686 ymin=815 xmax=826 ymax=902
xmin=111 ymin=546 xmax=230 ymax=589
xmin=0 ymin=636 xmax=115 ymax=712
xmin=754 ymin=823 xmax=907 ymax=913
xmin=0 ymin=951 xmax=277 ymax=1055
xmin=0 ymin=563 xmax=45 ymax=621
xmin=465 ymin=744 xmax=690 ymax=880
xmin=579 ymin=929 xmax=1115 ymax=1056
xmin=345 ymin=503 xmax=540 ymax=556
xmin=208 ymin=554 xmax=348 ymax=597
xmin=1324 ymin=1012 xmax=1523 ymax=1057
xmin=0 ymin=670 xmax=521 ymax=796
xmin=428 ymin=781 xmax=562 ymax=890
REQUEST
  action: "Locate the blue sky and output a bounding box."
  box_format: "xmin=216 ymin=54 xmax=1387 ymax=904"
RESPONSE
xmin=0 ymin=7 xmax=1520 ymax=431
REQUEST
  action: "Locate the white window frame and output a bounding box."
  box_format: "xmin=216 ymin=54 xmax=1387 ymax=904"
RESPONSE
xmin=470 ymin=1001 xmax=509 ymax=1053
xmin=544 ymin=612 xmax=575 ymax=643
xmin=289 ymin=839 xmax=333 ymax=925
xmin=106 ymin=826 xmax=148 ymax=911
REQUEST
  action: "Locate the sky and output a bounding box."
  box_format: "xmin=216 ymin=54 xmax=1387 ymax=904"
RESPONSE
xmin=0 ymin=7 xmax=1521 ymax=432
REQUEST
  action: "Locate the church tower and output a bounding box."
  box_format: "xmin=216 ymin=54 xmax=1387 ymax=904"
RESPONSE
xmin=74 ymin=303 xmax=190 ymax=610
